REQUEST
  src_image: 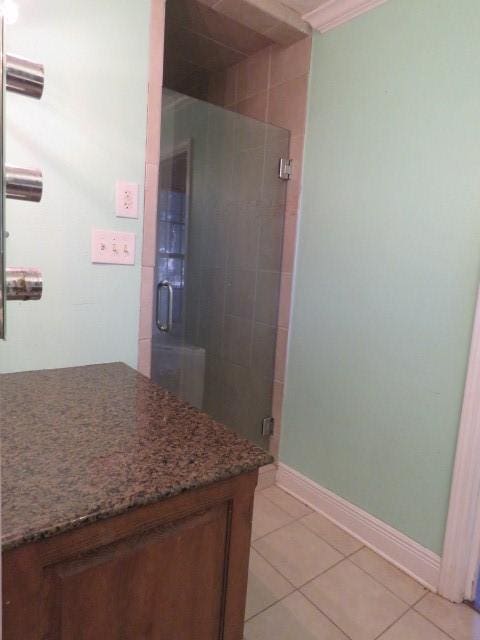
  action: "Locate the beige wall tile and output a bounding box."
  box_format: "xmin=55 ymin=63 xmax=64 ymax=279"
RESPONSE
xmin=140 ymin=1 xmax=164 ymax=367
xmin=145 ymin=0 xmax=165 ymax=165
xmin=264 ymin=21 xmax=307 ymax=47
xmin=237 ymin=47 xmax=271 ymax=101
xmin=142 ymin=162 xmax=159 ymax=268
xmin=278 ymin=273 xmax=292 ymax=328
xmin=215 ymin=0 xmax=280 ymax=35
xmin=255 ymin=270 xmax=281 ymax=326
xmin=286 ymin=133 xmax=305 ymax=214
xmin=268 ymin=74 xmax=308 ymax=137
xmin=137 ymin=338 xmax=152 ymax=377
xmin=281 ymin=213 xmax=298 ymax=272
xmin=208 ymin=69 xmax=228 ymax=106
xmin=138 ymin=266 xmax=154 ymax=340
xmin=272 ymin=380 xmax=284 ymax=423
xmin=269 ymin=434 xmax=281 ymax=459
xmin=274 ymin=327 xmax=288 ymax=382
xmin=257 ymin=463 xmax=277 ymax=490
xmin=225 ymin=65 xmax=238 ymax=106
xmin=270 ymin=37 xmax=311 ymax=88
xmin=237 ymin=91 xmax=269 ymax=121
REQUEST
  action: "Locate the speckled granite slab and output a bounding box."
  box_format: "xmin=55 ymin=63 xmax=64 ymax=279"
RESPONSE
xmin=1 ymin=362 xmax=272 ymax=551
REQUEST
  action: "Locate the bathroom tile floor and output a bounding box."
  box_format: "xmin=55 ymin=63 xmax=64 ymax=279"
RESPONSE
xmin=244 ymin=486 xmax=480 ymax=640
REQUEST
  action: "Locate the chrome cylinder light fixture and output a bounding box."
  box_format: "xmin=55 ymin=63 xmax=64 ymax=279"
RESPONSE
xmin=5 ymin=165 xmax=43 ymax=201
xmin=6 ymin=53 xmax=44 ymax=99
xmin=6 ymin=267 xmax=42 ymax=300
xmin=0 ymin=27 xmax=45 ymax=338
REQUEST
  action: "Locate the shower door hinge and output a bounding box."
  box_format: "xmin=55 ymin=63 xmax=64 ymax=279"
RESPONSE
xmin=261 ymin=416 xmax=275 ymax=437
xmin=278 ymin=158 xmax=293 ymax=181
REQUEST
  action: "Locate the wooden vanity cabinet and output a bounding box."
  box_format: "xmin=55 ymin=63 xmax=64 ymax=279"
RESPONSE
xmin=2 ymin=471 xmax=257 ymax=640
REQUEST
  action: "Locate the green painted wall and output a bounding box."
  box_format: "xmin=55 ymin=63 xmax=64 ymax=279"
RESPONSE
xmin=0 ymin=0 xmax=150 ymax=373
xmin=281 ymin=0 xmax=480 ymax=554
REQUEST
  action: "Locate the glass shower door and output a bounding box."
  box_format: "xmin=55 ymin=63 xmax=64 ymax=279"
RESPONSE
xmin=152 ymin=89 xmax=289 ymax=448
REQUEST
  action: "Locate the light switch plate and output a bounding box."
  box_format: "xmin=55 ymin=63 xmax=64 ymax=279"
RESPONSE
xmin=115 ymin=181 xmax=139 ymax=218
xmin=91 ymin=229 xmax=135 ymax=265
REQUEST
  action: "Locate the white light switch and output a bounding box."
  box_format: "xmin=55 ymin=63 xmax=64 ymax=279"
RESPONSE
xmin=115 ymin=181 xmax=139 ymax=218
xmin=91 ymin=229 xmax=135 ymax=265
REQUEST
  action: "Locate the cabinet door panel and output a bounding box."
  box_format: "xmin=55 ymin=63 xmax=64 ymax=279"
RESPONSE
xmin=47 ymin=503 xmax=229 ymax=640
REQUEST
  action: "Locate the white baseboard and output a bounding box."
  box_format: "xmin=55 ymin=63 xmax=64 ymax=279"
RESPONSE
xmin=276 ymin=463 xmax=441 ymax=592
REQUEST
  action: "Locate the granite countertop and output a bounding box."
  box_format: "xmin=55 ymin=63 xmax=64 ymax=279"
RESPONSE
xmin=1 ymin=362 xmax=272 ymax=551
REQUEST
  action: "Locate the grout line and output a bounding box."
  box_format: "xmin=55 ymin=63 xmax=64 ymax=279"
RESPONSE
xmin=413 ymin=605 xmax=458 ymax=640
xmin=254 ymin=487 xmax=299 ymax=516
xmin=249 ymin=497 xmax=460 ymax=639
xmin=251 ymin=507 xmax=425 ymax=624
xmin=298 ymin=556 xmax=348 ymax=591
xmin=250 ymin=517 xmax=299 ymax=544
xmin=258 ymin=486 xmax=313 ymax=515
xmin=411 ymin=590 xmax=430 ymax=607
xmin=265 ymin=46 xmax=272 ymax=121
xmin=413 ymin=592 xmax=429 ymax=608
xmin=244 ymin=589 xmax=294 ymax=624
xmin=299 ymin=577 xmax=357 ymax=640
xmin=347 ymin=555 xmax=428 ymax=607
xmin=249 ymin=545 xmax=298 ymax=591
xmin=253 ymin=494 xmax=425 ymax=603
xmin=251 ymin=517 xmax=295 ymax=546
xmin=371 ymin=607 xmax=410 ymax=640
xmin=250 ymin=511 xmax=318 ymax=546
xmin=273 ymin=482 xmax=437 ymax=598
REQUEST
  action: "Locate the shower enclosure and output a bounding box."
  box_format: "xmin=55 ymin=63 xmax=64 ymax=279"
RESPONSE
xmin=151 ymin=89 xmax=289 ymax=448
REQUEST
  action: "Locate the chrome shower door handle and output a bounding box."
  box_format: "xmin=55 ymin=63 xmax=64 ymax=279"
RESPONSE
xmin=156 ymin=280 xmax=173 ymax=332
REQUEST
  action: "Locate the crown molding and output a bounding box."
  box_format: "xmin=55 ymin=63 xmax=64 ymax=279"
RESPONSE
xmin=303 ymin=0 xmax=387 ymax=33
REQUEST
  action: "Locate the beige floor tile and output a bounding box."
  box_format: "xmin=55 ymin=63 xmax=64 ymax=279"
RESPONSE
xmin=415 ymin=593 xmax=480 ymax=640
xmin=379 ymin=610 xmax=451 ymax=639
xmin=302 ymin=560 xmax=408 ymax=640
xmin=252 ymin=494 xmax=294 ymax=540
xmin=244 ymin=591 xmax=348 ymax=640
xmin=350 ymin=547 xmax=427 ymax=605
xmin=261 ymin=486 xmax=313 ymax=519
xmin=245 ymin=549 xmax=294 ymax=620
xmin=253 ymin=521 xmax=342 ymax=587
xmin=300 ymin=512 xmax=363 ymax=556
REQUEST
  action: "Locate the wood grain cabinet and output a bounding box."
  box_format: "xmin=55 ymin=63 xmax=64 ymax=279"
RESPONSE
xmin=2 ymin=471 xmax=257 ymax=639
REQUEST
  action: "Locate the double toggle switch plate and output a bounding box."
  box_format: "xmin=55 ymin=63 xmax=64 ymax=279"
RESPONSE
xmin=91 ymin=229 xmax=135 ymax=265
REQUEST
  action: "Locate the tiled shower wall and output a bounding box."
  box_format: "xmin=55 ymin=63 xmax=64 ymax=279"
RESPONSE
xmin=208 ymin=37 xmax=311 ymax=456
xmin=138 ymin=0 xmax=165 ymax=377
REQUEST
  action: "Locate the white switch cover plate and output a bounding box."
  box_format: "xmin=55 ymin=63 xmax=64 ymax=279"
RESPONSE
xmin=91 ymin=229 xmax=135 ymax=265
xmin=115 ymin=181 xmax=139 ymax=218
